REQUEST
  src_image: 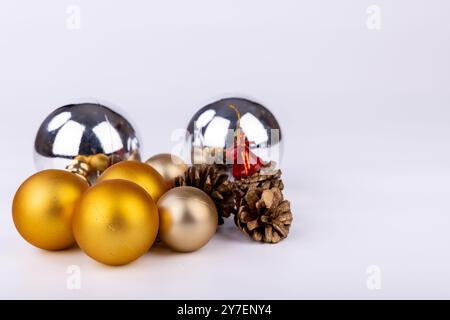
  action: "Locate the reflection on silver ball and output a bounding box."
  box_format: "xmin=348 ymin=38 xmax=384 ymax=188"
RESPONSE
xmin=34 ymin=103 xmax=141 ymax=172
xmin=187 ymin=97 xmax=283 ymax=167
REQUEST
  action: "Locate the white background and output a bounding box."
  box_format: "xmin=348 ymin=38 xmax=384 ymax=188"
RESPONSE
xmin=0 ymin=0 xmax=449 ymax=299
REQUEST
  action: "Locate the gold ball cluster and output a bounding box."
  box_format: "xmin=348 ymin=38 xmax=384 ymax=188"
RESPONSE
xmin=12 ymin=155 xmax=217 ymax=266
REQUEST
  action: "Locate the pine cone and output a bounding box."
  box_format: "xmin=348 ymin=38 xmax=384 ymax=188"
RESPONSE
xmin=173 ymin=164 xmax=235 ymax=225
xmin=235 ymin=187 xmax=292 ymax=243
xmin=234 ymin=168 xmax=284 ymax=197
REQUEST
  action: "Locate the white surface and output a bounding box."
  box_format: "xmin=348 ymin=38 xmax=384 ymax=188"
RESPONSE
xmin=1 ymin=0 xmax=450 ymax=299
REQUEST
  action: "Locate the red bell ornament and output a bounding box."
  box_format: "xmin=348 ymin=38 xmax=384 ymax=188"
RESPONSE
xmin=226 ymin=105 xmax=265 ymax=179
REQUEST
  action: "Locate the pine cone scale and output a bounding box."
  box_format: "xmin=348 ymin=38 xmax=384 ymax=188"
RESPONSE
xmin=271 ymin=231 xmax=281 ymax=243
xmin=246 ymin=219 xmax=261 ymax=231
xmin=271 ymin=220 xmax=288 ymax=237
xmin=264 ymin=225 xmax=273 ymax=242
xmin=252 ymin=231 xmax=263 ymax=242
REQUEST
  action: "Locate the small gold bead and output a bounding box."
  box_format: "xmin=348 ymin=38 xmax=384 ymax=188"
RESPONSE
xmin=89 ymin=154 xmax=110 ymax=172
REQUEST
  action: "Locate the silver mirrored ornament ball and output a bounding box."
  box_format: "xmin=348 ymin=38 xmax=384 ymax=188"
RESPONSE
xmin=186 ymin=97 xmax=283 ymax=169
xmin=34 ymin=103 xmax=141 ymax=181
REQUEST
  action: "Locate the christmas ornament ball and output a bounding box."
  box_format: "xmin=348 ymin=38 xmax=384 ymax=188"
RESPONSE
xmin=72 ymin=179 xmax=159 ymax=266
xmin=34 ymin=103 xmax=141 ymax=174
xmin=97 ymin=161 xmax=167 ymax=202
xmin=187 ymin=97 xmax=283 ymax=169
xmin=145 ymin=153 xmax=188 ymax=188
xmin=157 ymin=186 xmax=218 ymax=252
xmin=12 ymin=169 xmax=89 ymax=250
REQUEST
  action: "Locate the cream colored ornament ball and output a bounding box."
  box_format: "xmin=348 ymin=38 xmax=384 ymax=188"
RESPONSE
xmin=157 ymin=186 xmax=218 ymax=252
xmin=12 ymin=169 xmax=89 ymax=250
xmin=72 ymin=179 xmax=159 ymax=266
xmin=145 ymin=153 xmax=188 ymax=188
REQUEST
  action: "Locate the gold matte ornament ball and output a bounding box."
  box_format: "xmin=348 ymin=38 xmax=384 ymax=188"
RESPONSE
xmin=12 ymin=169 xmax=89 ymax=250
xmin=157 ymin=186 xmax=218 ymax=252
xmin=97 ymin=160 xmax=167 ymax=202
xmin=72 ymin=179 xmax=159 ymax=266
xmin=145 ymin=153 xmax=188 ymax=188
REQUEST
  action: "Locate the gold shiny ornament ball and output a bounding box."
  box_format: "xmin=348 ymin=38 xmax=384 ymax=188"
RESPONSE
xmin=97 ymin=160 xmax=168 ymax=202
xmin=72 ymin=179 xmax=159 ymax=266
xmin=12 ymin=169 xmax=89 ymax=250
xmin=145 ymin=153 xmax=188 ymax=188
xmin=157 ymin=186 xmax=218 ymax=252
